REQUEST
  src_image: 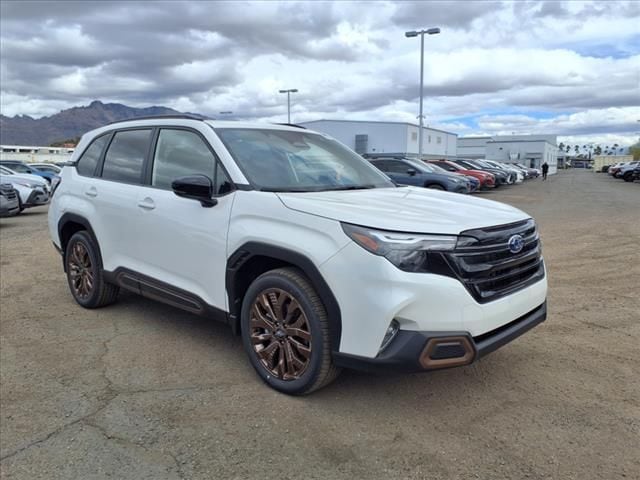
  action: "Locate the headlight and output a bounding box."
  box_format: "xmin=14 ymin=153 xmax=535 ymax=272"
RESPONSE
xmin=342 ymin=223 xmax=458 ymax=272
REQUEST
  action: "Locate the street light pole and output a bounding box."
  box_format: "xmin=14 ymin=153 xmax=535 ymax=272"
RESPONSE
xmin=405 ymin=27 xmax=440 ymax=160
xmin=279 ymin=89 xmax=298 ymax=123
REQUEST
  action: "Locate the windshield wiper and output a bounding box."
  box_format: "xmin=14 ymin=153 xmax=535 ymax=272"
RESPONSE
xmin=322 ymin=184 xmax=377 ymax=191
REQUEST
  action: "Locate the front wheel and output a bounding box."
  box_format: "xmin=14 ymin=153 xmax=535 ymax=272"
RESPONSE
xmin=623 ymin=172 xmax=633 ymax=182
xmin=240 ymin=267 xmax=340 ymax=395
xmin=426 ymin=184 xmax=445 ymax=190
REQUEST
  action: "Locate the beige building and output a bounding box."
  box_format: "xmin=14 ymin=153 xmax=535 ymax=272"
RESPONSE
xmin=592 ymin=155 xmax=633 ymax=172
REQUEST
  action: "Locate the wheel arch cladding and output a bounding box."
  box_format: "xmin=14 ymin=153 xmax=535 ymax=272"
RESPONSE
xmin=226 ymin=242 xmax=342 ymax=348
xmin=58 ymin=213 xmax=101 ymax=272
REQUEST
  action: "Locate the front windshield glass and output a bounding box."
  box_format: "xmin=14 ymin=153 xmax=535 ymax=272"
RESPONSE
xmin=215 ymin=128 xmax=395 ymax=192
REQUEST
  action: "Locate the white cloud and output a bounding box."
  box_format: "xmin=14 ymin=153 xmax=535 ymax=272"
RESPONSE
xmin=0 ymin=0 xmax=638 ymax=147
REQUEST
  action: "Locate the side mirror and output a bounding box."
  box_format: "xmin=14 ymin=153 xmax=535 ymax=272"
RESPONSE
xmin=171 ymin=175 xmax=217 ymax=207
xmin=407 ymin=168 xmax=417 ymax=176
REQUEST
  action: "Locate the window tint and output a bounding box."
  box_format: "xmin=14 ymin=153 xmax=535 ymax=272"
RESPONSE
xmin=77 ymin=135 xmax=109 ymax=177
xmin=102 ymin=129 xmax=151 ymax=183
xmin=8 ymin=164 xmax=30 ymax=173
xmin=152 ymin=129 xmax=216 ymax=190
xmin=385 ymin=160 xmax=411 ymax=174
xmin=214 ymin=163 xmax=233 ymax=195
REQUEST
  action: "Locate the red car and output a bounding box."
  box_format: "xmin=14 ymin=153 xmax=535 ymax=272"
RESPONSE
xmin=428 ymin=160 xmax=496 ymax=189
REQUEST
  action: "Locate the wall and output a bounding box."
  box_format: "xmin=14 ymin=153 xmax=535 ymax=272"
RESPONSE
xmin=486 ymin=140 xmax=558 ymax=174
xmin=457 ymin=137 xmax=491 ymax=158
xmin=405 ymin=125 xmax=456 ymax=158
xmin=300 ymin=120 xmax=408 ymax=155
xmin=592 ymin=155 xmax=633 ymax=171
xmin=300 ymin=120 xmax=457 ymax=158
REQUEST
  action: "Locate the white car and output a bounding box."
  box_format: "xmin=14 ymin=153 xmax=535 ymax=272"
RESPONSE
xmin=0 ymin=166 xmax=50 ymax=211
xmin=48 ymin=117 xmax=548 ymax=395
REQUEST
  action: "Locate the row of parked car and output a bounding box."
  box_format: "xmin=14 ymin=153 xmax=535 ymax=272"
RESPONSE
xmin=604 ymin=161 xmax=640 ymax=182
xmin=0 ymin=160 xmax=63 ymax=217
xmin=363 ymin=155 xmax=540 ymax=194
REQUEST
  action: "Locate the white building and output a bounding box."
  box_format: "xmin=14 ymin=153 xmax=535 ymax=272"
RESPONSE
xmin=299 ymin=120 xmax=457 ymax=159
xmin=458 ymin=135 xmax=558 ymax=174
xmin=1 ymin=145 xmax=75 ymax=163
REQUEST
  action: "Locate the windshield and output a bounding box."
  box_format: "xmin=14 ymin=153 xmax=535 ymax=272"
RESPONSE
xmin=215 ymin=128 xmax=395 ymax=192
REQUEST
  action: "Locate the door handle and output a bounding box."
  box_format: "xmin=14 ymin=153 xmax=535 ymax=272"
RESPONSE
xmin=137 ymin=198 xmax=156 ymax=210
xmin=85 ymin=187 xmax=98 ymax=197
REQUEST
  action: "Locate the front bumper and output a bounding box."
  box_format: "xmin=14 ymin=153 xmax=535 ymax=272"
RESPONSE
xmin=333 ymin=301 xmax=547 ymax=372
xmin=24 ymin=188 xmax=49 ymax=207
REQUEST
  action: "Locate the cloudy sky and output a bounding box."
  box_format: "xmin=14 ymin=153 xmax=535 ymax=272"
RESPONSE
xmin=1 ymin=0 xmax=639 ymax=146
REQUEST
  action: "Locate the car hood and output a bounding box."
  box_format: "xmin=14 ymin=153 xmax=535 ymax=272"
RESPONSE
xmin=0 ymin=173 xmax=47 ymax=185
xmin=277 ymin=186 xmax=530 ymax=234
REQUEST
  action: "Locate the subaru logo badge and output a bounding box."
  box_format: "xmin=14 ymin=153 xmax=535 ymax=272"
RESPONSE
xmin=508 ymin=234 xmax=524 ymax=254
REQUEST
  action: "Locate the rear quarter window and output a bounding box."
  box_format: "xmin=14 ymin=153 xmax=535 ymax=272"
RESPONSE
xmin=77 ymin=135 xmax=109 ymax=177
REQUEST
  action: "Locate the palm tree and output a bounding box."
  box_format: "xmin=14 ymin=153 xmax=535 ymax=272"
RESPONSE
xmin=574 ymin=145 xmax=579 ymax=155
xmin=612 ymin=143 xmax=619 ymax=156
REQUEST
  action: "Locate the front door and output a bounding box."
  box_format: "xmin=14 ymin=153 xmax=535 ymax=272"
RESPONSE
xmin=133 ymin=128 xmax=235 ymax=311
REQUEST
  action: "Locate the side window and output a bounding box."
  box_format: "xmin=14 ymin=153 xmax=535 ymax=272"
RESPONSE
xmin=77 ymin=135 xmax=109 ymax=177
xmin=102 ymin=129 xmax=151 ymax=183
xmin=386 ymin=161 xmax=410 ymax=174
xmin=152 ymin=129 xmax=232 ymax=194
xmin=214 ymin=162 xmax=233 ymax=195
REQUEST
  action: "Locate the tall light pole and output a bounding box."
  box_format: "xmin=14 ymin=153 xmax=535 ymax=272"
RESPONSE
xmin=405 ymin=27 xmax=440 ymax=160
xmin=279 ymin=89 xmax=298 ymax=123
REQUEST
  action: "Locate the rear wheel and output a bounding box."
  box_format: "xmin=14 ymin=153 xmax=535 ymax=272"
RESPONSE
xmin=241 ymin=267 xmax=340 ymax=395
xmin=65 ymin=231 xmax=119 ymax=308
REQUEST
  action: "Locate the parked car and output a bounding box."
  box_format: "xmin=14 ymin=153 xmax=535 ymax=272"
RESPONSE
xmin=632 ymin=165 xmax=640 ymax=182
xmin=453 ymin=159 xmax=510 ymax=185
xmin=49 ymin=117 xmax=548 ymax=395
xmin=29 ymin=162 xmax=63 ymax=174
xmin=483 ymin=160 xmax=524 ymax=184
xmin=0 ymin=166 xmax=50 ymax=211
xmin=514 ymin=163 xmax=541 ymax=178
xmin=428 ymin=159 xmax=496 ymax=190
xmin=0 ymin=161 xmax=58 ymax=183
xmin=369 ymin=157 xmax=470 ymax=193
xmin=616 ymin=161 xmax=640 ymax=180
xmin=607 ymin=162 xmax=628 ymax=176
xmin=424 ymin=161 xmax=481 ymax=192
xmin=0 ymin=183 xmax=20 ymax=217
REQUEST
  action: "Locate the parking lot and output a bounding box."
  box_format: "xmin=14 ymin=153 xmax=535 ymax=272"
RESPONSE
xmin=1 ymin=170 xmax=638 ymax=479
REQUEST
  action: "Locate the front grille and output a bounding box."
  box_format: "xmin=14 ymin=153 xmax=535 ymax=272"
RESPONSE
xmin=0 ymin=184 xmax=17 ymax=200
xmin=444 ymin=219 xmax=545 ymax=303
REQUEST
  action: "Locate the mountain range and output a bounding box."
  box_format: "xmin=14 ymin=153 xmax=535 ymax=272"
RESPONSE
xmin=0 ymin=101 xmax=194 ymax=146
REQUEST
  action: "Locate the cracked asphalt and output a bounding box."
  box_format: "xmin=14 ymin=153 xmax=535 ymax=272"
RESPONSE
xmin=1 ymin=170 xmax=639 ymax=479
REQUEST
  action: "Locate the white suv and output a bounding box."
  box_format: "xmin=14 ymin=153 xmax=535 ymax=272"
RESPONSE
xmin=49 ymin=116 xmax=547 ymax=395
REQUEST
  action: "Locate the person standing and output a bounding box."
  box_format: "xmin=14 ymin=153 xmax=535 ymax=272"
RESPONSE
xmin=542 ymin=161 xmax=549 ymax=181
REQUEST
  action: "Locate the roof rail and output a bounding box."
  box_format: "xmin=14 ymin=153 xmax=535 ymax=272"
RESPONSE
xmin=274 ymin=123 xmax=306 ymax=129
xmin=107 ymin=114 xmax=210 ymax=125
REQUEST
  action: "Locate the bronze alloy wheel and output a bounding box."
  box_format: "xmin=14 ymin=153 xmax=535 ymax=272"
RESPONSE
xmin=249 ymin=288 xmax=312 ymax=381
xmin=68 ymin=241 xmax=94 ymax=299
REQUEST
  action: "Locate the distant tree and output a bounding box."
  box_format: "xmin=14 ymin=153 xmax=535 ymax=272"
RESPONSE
xmin=619 ymin=147 xmax=625 ymax=155
xmin=612 ymin=143 xmax=619 ymax=156
xmin=594 ymin=145 xmax=602 ymax=156
xmin=629 ymin=141 xmax=640 ymax=160
xmin=558 ymin=142 xmax=565 ymax=152
xmin=565 ymin=145 xmax=571 ymax=153
xmin=574 ymin=145 xmax=579 ymax=155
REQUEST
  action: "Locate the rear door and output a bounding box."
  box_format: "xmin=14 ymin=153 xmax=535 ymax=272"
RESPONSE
xmin=132 ymin=127 xmax=235 ymax=311
xmin=91 ymin=128 xmax=153 ymax=272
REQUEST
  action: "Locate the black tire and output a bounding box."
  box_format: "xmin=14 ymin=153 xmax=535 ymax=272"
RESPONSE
xmin=65 ymin=231 xmax=119 ymax=308
xmin=240 ymin=267 xmax=340 ymax=395
xmin=426 ymin=183 xmax=445 ymax=190
xmin=623 ymin=172 xmax=633 ymax=182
